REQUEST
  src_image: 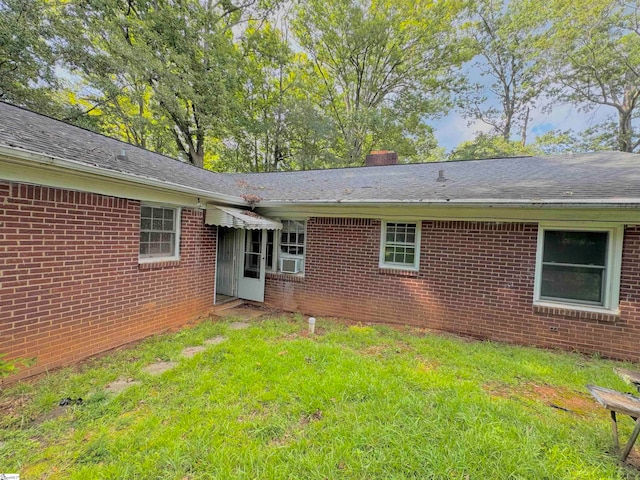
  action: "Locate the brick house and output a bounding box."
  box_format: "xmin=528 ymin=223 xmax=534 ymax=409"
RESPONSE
xmin=2 ymin=102 xmax=640 ymax=380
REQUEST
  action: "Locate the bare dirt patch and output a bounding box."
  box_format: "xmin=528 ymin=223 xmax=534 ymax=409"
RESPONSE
xmin=204 ymin=336 xmax=227 ymax=345
xmin=483 ymin=381 xmax=599 ymax=415
xmin=33 ymin=406 xmax=70 ymax=426
xmin=528 ymin=384 xmax=599 ymax=415
xmin=222 ymin=306 xmax=266 ymax=321
xmin=142 ymin=361 xmax=177 ymax=376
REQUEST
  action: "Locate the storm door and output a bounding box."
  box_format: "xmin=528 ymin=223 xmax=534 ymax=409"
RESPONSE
xmin=237 ymin=229 xmax=267 ymax=302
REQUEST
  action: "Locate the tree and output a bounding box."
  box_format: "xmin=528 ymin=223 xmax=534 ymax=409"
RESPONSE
xmin=448 ymin=133 xmax=539 ymax=160
xmin=211 ymin=21 xmax=338 ymax=172
xmin=532 ymin=125 xmax=618 ymax=155
xmin=58 ymin=0 xmax=265 ymax=167
xmin=543 ymin=0 xmax=640 ymax=152
xmin=293 ymin=0 xmax=470 ymax=165
xmin=460 ymin=0 xmax=544 ymax=145
xmin=0 ymin=0 xmax=58 ymax=112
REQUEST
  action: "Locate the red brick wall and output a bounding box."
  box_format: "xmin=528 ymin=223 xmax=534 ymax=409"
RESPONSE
xmin=265 ymin=218 xmax=640 ymax=361
xmin=1 ymin=182 xmax=216 ymax=380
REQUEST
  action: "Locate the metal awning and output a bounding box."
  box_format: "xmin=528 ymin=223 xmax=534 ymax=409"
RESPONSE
xmin=205 ymin=205 xmax=282 ymax=230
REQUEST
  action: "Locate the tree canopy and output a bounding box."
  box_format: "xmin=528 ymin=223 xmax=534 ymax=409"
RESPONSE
xmin=1 ymin=0 xmax=637 ymax=169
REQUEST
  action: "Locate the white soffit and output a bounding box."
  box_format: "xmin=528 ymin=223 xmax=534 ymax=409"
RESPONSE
xmin=205 ymin=205 xmax=282 ymax=230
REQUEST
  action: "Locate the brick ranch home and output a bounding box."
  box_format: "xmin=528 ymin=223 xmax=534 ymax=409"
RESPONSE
xmin=2 ymin=101 xmax=640 ymax=380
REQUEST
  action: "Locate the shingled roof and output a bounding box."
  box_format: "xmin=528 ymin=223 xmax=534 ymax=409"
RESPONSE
xmin=1 ymin=101 xmax=640 ymax=206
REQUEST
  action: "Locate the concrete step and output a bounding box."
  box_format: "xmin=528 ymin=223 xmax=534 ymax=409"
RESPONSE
xmin=212 ymin=298 xmax=244 ymax=314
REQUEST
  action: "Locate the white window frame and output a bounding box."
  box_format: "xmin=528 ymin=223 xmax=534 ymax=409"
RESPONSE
xmin=265 ymin=229 xmax=277 ymax=273
xmin=533 ymin=223 xmax=623 ymax=314
xmin=379 ymin=221 xmax=421 ymax=271
xmin=138 ymin=205 xmax=181 ymax=263
xmin=267 ymin=219 xmax=307 ymax=275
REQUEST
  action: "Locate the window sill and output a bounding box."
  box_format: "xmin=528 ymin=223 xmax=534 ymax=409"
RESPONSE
xmin=266 ymin=271 xmax=305 ymax=283
xmin=533 ymin=302 xmax=620 ymax=324
xmin=378 ymin=267 xmax=419 ymax=278
xmin=138 ymin=258 xmax=181 ymax=270
xmin=139 ymin=256 xmax=180 ymax=264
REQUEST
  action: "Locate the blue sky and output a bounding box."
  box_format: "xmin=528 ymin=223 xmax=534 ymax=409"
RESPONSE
xmin=432 ymin=99 xmax=612 ymax=152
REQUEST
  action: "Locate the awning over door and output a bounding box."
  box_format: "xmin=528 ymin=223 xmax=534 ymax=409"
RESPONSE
xmin=205 ymin=205 xmax=282 ymax=230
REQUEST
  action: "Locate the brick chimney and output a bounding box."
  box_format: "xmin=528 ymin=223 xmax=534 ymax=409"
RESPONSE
xmin=365 ymin=150 xmax=398 ymax=166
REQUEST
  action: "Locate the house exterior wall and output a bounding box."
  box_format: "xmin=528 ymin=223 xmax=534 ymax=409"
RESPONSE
xmin=1 ymin=181 xmax=216 ymax=380
xmin=265 ymin=217 xmax=640 ymax=361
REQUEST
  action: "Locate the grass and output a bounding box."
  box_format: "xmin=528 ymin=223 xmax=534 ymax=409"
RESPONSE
xmin=1 ymin=314 xmax=640 ymax=479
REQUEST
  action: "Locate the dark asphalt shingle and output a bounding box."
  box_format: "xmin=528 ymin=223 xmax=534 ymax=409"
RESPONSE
xmin=1 ymin=101 xmax=639 ymax=205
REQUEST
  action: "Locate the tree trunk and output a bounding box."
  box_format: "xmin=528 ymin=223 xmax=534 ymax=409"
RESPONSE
xmin=521 ymin=107 xmax=530 ymax=147
xmin=618 ymin=108 xmax=633 ymax=152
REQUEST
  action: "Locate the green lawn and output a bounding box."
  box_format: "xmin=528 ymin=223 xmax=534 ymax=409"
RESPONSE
xmin=2 ymin=315 xmax=640 ymax=479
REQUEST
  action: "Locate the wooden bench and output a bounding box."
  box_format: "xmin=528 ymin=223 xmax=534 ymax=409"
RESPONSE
xmin=587 ymin=385 xmax=640 ymax=462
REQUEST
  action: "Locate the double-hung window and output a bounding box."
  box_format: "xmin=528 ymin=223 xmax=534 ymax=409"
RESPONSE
xmin=279 ymin=220 xmax=305 ymax=274
xmin=139 ymin=205 xmax=181 ymax=262
xmin=380 ymin=221 xmax=421 ymax=271
xmin=534 ymin=225 xmax=623 ymax=312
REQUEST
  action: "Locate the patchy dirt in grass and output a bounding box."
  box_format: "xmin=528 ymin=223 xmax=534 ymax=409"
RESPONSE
xmin=33 ymin=406 xmax=70 ymax=425
xmin=228 ymin=321 xmax=251 ymax=330
xmin=300 ymin=408 xmax=323 ymax=426
xmin=105 ymin=378 xmax=141 ymax=395
xmin=0 ymin=393 xmax=33 ymax=426
xmin=222 ymin=306 xmax=267 ymax=321
xmin=361 ymin=345 xmax=389 ymax=356
xmin=483 ymin=382 xmax=599 ymax=415
xmin=204 ymin=335 xmax=227 ymax=345
xmin=360 ymin=341 xmax=415 ymax=358
xmin=142 ymin=361 xmax=177 ymax=376
xmin=181 ymin=346 xmax=206 ymax=358
xmin=268 ymin=433 xmax=292 ymax=447
xmin=416 ymin=357 xmax=441 ymax=373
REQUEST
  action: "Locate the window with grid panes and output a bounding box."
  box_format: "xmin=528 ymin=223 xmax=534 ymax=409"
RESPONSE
xmin=380 ymin=222 xmax=420 ymax=270
xmin=139 ymin=206 xmax=179 ymax=259
xmin=279 ymin=220 xmax=305 ymax=272
xmin=280 ymin=220 xmax=305 ymax=256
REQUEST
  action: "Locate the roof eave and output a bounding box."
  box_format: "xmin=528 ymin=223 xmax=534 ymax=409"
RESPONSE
xmin=0 ymin=144 xmax=247 ymax=206
xmin=258 ymin=198 xmax=640 ymax=208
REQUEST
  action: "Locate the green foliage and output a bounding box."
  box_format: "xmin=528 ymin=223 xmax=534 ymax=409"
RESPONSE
xmin=293 ymin=0 xmax=471 ymax=165
xmin=0 ymin=354 xmax=17 ymax=378
xmin=459 ymin=0 xmax=545 ymax=143
xmin=0 ymin=354 xmax=35 ymax=378
xmin=1 ymin=317 xmax=639 ymax=478
xmin=533 ymin=125 xmax=619 ymax=155
xmin=0 ymin=0 xmax=60 ymax=112
xmin=448 ymin=133 xmax=539 ymax=160
xmin=7 ymin=0 xmax=640 ymax=168
xmin=56 ymin=0 xmax=258 ymax=166
xmin=541 ymin=0 xmax=640 ymax=152
xmin=210 ymin=22 xmax=339 ymax=172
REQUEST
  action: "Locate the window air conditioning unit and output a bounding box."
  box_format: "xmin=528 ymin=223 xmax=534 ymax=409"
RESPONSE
xmin=280 ymin=257 xmax=302 ymax=274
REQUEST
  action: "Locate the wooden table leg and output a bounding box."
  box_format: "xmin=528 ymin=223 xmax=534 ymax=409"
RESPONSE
xmin=621 ymin=417 xmax=640 ymax=462
xmin=611 ymin=410 xmax=619 ymax=450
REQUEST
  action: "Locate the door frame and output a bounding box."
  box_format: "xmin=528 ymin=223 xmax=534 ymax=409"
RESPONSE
xmin=236 ymin=229 xmax=267 ymax=303
xmin=215 ymin=228 xmax=268 ymax=304
xmin=215 ymin=227 xmax=239 ymax=301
